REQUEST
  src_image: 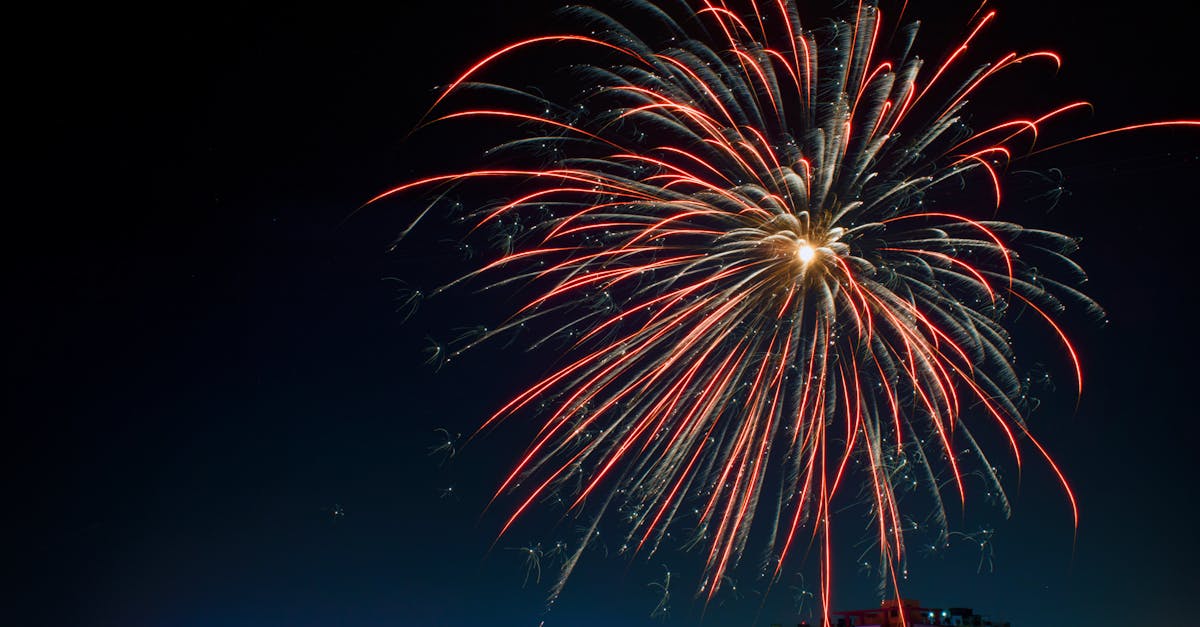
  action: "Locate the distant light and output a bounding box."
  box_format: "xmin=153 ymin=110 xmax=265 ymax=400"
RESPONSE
xmin=797 ymin=243 xmax=816 ymax=265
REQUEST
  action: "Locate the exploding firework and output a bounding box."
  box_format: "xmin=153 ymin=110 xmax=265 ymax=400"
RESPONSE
xmin=374 ymin=0 xmax=1196 ymax=621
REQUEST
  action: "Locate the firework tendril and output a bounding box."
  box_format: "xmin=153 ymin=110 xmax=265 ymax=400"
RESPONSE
xmin=376 ymin=0 xmax=1197 ymax=620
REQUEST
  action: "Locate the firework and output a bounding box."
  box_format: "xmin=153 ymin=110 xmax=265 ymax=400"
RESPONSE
xmin=375 ymin=0 xmax=1196 ymax=621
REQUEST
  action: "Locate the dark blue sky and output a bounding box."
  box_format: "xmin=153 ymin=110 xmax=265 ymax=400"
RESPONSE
xmin=11 ymin=1 xmax=1199 ymax=626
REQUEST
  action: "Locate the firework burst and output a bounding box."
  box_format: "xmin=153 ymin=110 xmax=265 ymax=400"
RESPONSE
xmin=375 ymin=0 xmax=1197 ymax=621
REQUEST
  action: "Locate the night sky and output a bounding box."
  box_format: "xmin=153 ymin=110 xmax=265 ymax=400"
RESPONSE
xmin=12 ymin=1 xmax=1199 ymax=626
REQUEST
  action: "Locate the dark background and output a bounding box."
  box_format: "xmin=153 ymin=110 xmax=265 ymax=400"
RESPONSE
xmin=10 ymin=1 xmax=1198 ymax=625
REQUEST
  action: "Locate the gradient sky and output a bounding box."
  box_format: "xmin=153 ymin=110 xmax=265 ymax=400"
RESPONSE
xmin=12 ymin=1 xmax=1199 ymax=626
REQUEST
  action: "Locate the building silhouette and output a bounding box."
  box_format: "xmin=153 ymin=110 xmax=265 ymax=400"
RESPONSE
xmin=773 ymin=598 xmax=1011 ymax=627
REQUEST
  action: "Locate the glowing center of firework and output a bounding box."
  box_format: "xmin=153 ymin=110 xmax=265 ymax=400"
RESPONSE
xmin=796 ymin=243 xmax=817 ymax=265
